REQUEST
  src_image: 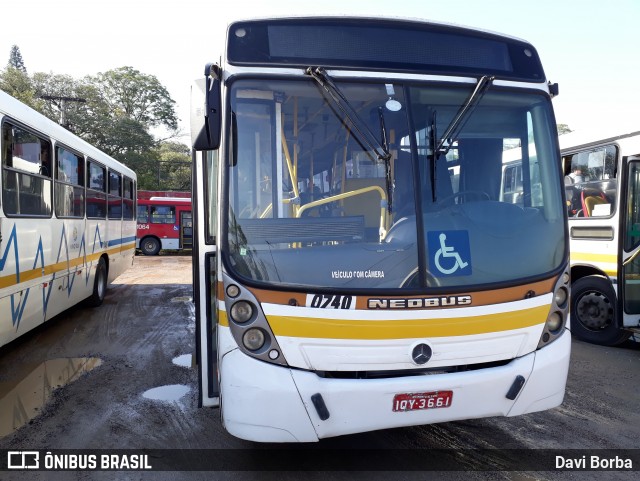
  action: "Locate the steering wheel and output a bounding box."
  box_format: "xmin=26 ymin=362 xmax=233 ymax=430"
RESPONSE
xmin=435 ymin=190 xmax=490 ymax=206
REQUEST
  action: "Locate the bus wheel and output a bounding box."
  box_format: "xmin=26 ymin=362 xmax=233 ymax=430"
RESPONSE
xmin=85 ymin=257 xmax=108 ymax=307
xmin=571 ymin=276 xmax=630 ymax=346
xmin=141 ymin=237 xmax=161 ymax=256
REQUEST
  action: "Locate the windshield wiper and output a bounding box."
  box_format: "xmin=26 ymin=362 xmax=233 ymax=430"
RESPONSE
xmin=429 ymin=110 xmax=438 ymax=202
xmin=377 ymin=106 xmax=393 ymax=212
xmin=437 ymin=75 xmax=494 ymax=155
xmin=306 ymin=67 xmax=392 ymax=162
xmin=430 ymin=75 xmax=494 ymax=202
xmin=306 ymin=67 xmax=393 ymax=211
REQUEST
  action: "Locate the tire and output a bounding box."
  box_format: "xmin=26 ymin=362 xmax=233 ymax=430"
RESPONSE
xmin=570 ymin=275 xmax=630 ymax=346
xmin=85 ymin=257 xmax=108 ymax=307
xmin=140 ymin=237 xmax=161 ymax=256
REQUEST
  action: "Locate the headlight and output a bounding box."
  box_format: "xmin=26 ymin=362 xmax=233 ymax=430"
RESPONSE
xmin=554 ymin=287 xmax=568 ymax=307
xmin=546 ymin=312 xmax=563 ymax=332
xmin=243 ymin=328 xmax=266 ymax=351
xmin=537 ymin=269 xmax=570 ymax=349
xmin=230 ymin=301 xmax=253 ymax=323
xmin=223 ymin=273 xmax=288 ymax=366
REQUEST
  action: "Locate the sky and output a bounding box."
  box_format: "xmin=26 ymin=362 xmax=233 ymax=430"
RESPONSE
xmin=2 ymin=0 xmax=638 ymax=144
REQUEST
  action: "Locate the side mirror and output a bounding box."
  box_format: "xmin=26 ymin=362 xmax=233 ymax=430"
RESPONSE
xmin=191 ymin=63 xmax=221 ymax=151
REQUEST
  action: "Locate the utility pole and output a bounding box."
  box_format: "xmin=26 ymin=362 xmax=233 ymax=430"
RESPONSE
xmin=39 ymin=95 xmax=86 ymax=131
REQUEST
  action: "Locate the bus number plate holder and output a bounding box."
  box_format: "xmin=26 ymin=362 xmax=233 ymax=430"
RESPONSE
xmin=392 ymin=390 xmax=453 ymax=412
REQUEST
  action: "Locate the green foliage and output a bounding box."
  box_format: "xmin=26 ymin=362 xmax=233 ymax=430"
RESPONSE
xmin=8 ymin=45 xmax=26 ymax=72
xmin=130 ymin=141 xmax=191 ymax=190
xmin=0 ymin=67 xmax=42 ymax=109
xmin=88 ymin=66 xmax=178 ymax=131
xmin=0 ymin=63 xmax=190 ymax=191
xmin=154 ymin=141 xmax=191 ymax=190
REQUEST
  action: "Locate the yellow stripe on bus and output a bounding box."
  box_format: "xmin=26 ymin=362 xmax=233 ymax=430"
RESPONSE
xmin=570 ymin=251 xmax=617 ymax=276
xmin=571 ymin=252 xmax=617 ymax=264
xmin=0 ymin=243 xmax=135 ymax=289
xmin=219 ymin=303 xmax=550 ymax=339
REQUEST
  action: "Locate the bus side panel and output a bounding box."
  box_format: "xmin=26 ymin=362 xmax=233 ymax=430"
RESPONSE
xmin=84 ymin=217 xmax=107 ymax=292
xmin=0 ymin=218 xmax=53 ymax=345
xmin=110 ymin=218 xmax=136 ymax=281
xmin=0 ymin=217 xmax=90 ymax=344
xmin=0 ymin=286 xmax=45 ymax=347
xmin=106 ymin=216 xmax=122 ymax=281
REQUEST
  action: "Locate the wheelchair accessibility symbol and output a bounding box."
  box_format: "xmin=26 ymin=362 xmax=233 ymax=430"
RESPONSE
xmin=427 ymin=230 xmax=472 ymax=277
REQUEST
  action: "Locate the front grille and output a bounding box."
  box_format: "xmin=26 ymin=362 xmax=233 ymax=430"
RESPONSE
xmin=313 ymin=359 xmax=511 ymax=379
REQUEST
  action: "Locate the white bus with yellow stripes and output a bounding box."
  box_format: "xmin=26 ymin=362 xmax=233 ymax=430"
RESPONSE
xmin=559 ymin=129 xmax=640 ymax=345
xmin=0 ymin=89 xmax=136 ymax=348
xmin=190 ymin=16 xmax=571 ymax=442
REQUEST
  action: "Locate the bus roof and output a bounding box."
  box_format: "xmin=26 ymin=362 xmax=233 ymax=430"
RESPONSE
xmin=559 ymin=129 xmax=640 ymax=153
xmin=0 ymin=89 xmax=135 ymax=179
xmin=142 ymin=197 xmax=192 ymax=203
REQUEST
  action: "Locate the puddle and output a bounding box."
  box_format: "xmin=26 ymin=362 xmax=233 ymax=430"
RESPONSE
xmin=172 ymin=354 xmax=192 ymax=368
xmin=142 ymin=384 xmax=190 ymax=402
xmin=0 ymin=357 xmax=102 ymax=438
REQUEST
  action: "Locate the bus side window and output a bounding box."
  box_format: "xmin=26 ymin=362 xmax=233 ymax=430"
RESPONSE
xmin=108 ymin=171 xmax=122 ymax=219
xmin=151 ymin=205 xmax=176 ymax=224
xmin=1 ymin=122 xmax=52 ymax=217
xmin=87 ymin=160 xmax=107 ymax=219
xmin=137 ymin=204 xmax=149 ymax=223
xmin=122 ymin=177 xmax=134 ymax=220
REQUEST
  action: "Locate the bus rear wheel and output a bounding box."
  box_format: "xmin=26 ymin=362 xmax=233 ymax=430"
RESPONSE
xmin=141 ymin=237 xmax=161 ymax=256
xmin=571 ymin=276 xmax=630 ymax=346
xmin=85 ymin=257 xmax=107 ymax=307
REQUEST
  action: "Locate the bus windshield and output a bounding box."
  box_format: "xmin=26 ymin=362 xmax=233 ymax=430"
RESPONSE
xmin=225 ymin=77 xmax=565 ymax=291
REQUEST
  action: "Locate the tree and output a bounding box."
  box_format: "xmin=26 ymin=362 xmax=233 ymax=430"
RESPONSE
xmin=0 ymin=66 xmax=42 ymax=109
xmin=4 ymin=63 xmax=188 ymax=191
xmin=31 ymin=67 xmax=184 ymax=186
xmin=130 ymin=141 xmax=191 ymax=190
xmin=8 ymin=45 xmax=26 ymax=72
xmin=155 ymin=141 xmax=192 ymax=191
xmin=89 ymin=66 xmax=178 ymax=131
xmin=31 ymin=72 xmax=88 ymax=130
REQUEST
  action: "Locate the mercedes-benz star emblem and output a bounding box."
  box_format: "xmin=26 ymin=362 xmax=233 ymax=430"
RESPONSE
xmin=411 ymin=343 xmax=432 ymax=365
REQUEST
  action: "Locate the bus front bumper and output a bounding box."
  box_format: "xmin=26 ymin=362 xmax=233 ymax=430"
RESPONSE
xmin=219 ymin=329 xmax=570 ymax=442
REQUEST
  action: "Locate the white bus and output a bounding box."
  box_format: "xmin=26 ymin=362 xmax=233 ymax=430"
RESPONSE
xmin=559 ymin=129 xmax=640 ymax=345
xmin=0 ymin=90 xmax=137 ymax=348
xmin=190 ymin=16 xmax=571 ymax=442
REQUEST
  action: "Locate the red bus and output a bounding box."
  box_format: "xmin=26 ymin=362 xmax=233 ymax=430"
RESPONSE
xmin=136 ymin=197 xmax=193 ymax=255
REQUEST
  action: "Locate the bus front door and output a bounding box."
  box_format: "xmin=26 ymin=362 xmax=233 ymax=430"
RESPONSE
xmin=181 ymin=211 xmax=193 ymax=250
xmin=621 ymin=156 xmax=640 ymax=329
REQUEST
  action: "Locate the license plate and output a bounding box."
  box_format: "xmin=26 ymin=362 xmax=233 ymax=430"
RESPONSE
xmin=392 ymin=390 xmax=453 ymax=412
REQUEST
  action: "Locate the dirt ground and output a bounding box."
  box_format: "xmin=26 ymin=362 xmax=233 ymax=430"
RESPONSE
xmin=0 ymin=255 xmax=638 ymax=480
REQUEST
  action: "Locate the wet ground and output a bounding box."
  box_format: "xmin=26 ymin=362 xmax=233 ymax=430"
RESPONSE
xmin=0 ymin=255 xmax=638 ymax=480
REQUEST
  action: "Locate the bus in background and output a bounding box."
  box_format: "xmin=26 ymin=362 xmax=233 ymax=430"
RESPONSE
xmin=138 ymin=190 xmax=190 ymax=201
xmin=559 ymin=130 xmax=640 ymax=346
xmin=0 ymin=90 xmax=136 ymax=349
xmin=136 ymin=196 xmax=193 ymax=255
xmin=190 ymin=16 xmax=570 ymax=442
